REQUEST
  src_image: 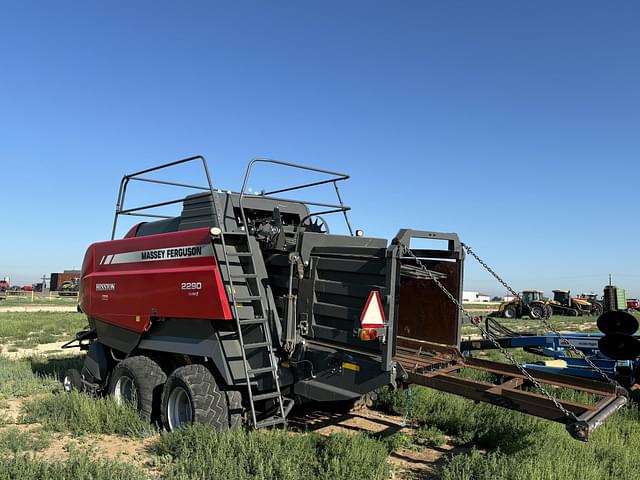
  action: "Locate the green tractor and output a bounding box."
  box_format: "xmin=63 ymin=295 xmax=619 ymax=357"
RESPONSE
xmin=58 ymin=278 xmax=80 ymax=297
xmin=497 ymin=290 xmax=551 ymax=320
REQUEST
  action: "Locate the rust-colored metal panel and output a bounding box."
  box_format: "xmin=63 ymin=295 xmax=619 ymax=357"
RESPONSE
xmin=397 ymin=260 xmax=461 ymax=347
xmin=51 ymin=271 xmax=81 ymax=291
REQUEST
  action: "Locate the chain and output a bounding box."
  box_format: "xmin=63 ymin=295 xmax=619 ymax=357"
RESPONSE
xmin=399 ymin=243 xmax=578 ymax=421
xmin=400 ymin=386 xmax=414 ymax=427
xmin=461 ymin=243 xmax=615 ymax=385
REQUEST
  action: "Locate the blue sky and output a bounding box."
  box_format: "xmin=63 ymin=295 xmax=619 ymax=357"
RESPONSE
xmin=1 ymin=1 xmax=639 ymax=297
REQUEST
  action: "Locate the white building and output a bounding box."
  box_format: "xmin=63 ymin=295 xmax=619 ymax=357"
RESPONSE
xmin=463 ymin=291 xmax=491 ymax=303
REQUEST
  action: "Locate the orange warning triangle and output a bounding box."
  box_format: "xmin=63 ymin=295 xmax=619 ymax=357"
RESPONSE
xmin=360 ymin=291 xmax=385 ymax=328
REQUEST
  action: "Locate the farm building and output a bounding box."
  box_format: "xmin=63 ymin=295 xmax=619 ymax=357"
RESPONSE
xmin=50 ymin=270 xmax=81 ymax=291
xmin=463 ymin=291 xmax=491 ymax=302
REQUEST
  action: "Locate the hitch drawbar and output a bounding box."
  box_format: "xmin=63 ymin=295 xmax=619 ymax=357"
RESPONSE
xmin=394 ymin=341 xmax=628 ymax=441
xmin=566 ymin=394 xmax=628 ymax=441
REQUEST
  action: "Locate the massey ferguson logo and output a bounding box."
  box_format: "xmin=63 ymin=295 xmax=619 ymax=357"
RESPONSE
xmin=96 ymin=283 xmax=115 ymax=291
xmin=141 ymin=245 xmax=203 ymax=260
xmin=100 ymin=243 xmax=214 ymax=265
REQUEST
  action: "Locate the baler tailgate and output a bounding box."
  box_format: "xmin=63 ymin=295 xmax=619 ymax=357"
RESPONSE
xmin=395 ymin=346 xmax=627 ymax=441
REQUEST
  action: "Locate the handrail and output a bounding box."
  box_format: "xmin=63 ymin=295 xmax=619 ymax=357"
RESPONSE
xmin=110 ymin=155 xmax=220 ymax=240
xmin=238 ymin=158 xmax=354 ymax=236
xmin=111 ymin=155 xmax=355 ymax=239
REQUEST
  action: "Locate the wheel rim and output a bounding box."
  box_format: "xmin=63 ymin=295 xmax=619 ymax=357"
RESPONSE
xmin=63 ymin=375 xmax=72 ymax=392
xmin=167 ymin=386 xmax=193 ymax=430
xmin=114 ymin=375 xmax=137 ymax=406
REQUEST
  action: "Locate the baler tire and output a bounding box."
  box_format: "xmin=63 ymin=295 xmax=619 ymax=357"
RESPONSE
xmin=108 ymin=356 xmax=167 ymax=424
xmin=161 ymin=364 xmax=229 ymax=432
xmin=63 ymin=368 xmax=83 ymax=392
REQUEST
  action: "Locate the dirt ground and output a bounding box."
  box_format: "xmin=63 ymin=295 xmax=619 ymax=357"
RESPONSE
xmin=0 ymin=398 xmax=157 ymax=471
xmin=1 ymin=341 xmax=68 ymax=359
xmin=289 ymin=406 xmax=465 ymax=479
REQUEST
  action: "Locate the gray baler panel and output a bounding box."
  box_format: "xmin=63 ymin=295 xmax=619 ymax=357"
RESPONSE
xmin=295 ymin=234 xmax=389 ymax=353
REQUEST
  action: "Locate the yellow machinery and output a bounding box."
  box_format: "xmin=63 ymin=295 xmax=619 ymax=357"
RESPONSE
xmin=497 ymin=290 xmax=551 ymax=319
xmin=548 ymin=290 xmax=592 ymax=316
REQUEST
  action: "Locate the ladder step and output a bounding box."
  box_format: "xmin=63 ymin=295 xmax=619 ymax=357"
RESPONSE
xmin=255 ymin=416 xmax=287 ymax=428
xmin=248 ymin=366 xmax=277 ymax=375
xmin=239 ymin=318 xmax=266 ymax=326
xmin=231 ymin=273 xmax=258 ymax=279
xmin=227 ymin=252 xmax=254 ymax=257
xmin=234 ymin=295 xmax=262 ymax=301
xmin=244 ymin=341 xmax=271 ymax=349
xmin=252 ymin=391 xmax=282 ymax=402
xmin=236 ymin=309 xmax=261 ymax=319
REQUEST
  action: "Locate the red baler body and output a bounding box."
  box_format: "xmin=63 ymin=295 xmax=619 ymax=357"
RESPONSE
xmin=79 ymin=227 xmax=232 ymax=333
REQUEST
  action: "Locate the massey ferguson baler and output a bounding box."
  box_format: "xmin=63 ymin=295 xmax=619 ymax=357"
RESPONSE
xmin=63 ymin=156 xmax=627 ymax=440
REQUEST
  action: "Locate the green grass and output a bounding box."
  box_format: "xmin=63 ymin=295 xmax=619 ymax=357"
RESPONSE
xmin=462 ymin=311 xmax=640 ymax=338
xmin=0 ymin=427 xmax=52 ymax=453
xmin=0 ymin=451 xmax=144 ymax=480
xmin=0 ymin=308 xmax=638 ymax=479
xmin=21 ymin=392 xmax=154 ymax=438
xmin=461 ymin=314 xmax=600 ymax=337
xmin=0 ymin=312 xmax=87 ymax=347
xmin=153 ymin=424 xmax=390 ymax=480
xmin=376 ymin=385 xmax=640 ymax=479
xmin=0 ymin=355 xmax=84 ymax=399
xmin=414 ymin=425 xmax=447 ymax=448
xmin=0 ymin=356 xmax=61 ymax=398
xmin=0 ymin=296 xmax=78 ymax=308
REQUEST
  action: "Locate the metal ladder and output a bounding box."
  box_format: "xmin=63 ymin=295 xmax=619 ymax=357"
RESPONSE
xmin=218 ymin=230 xmax=291 ymax=428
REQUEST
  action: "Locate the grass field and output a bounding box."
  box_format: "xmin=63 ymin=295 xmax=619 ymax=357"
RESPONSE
xmin=0 ymin=310 xmax=637 ymax=479
xmin=0 ymin=296 xmax=79 ymax=308
xmin=460 ymin=313 xmax=606 ymax=338
xmin=0 ymin=312 xmax=86 ymax=350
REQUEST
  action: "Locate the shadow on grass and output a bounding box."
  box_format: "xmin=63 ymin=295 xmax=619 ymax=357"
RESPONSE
xmin=288 ymin=401 xmax=405 ymax=440
xmin=30 ymin=355 xmax=84 ymax=382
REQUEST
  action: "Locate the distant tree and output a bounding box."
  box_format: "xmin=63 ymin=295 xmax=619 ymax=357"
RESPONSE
xmin=491 ymin=296 xmax=502 ymax=302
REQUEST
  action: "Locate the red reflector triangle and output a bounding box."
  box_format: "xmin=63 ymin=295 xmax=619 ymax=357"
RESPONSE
xmin=360 ymin=291 xmax=385 ymax=328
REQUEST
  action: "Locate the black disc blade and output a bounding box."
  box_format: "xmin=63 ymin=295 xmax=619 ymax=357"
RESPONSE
xmin=597 ymin=311 xmax=639 ymax=335
xmin=598 ymin=334 xmax=640 ymax=360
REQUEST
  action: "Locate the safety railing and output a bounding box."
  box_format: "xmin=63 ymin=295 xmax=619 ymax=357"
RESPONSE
xmin=110 ymin=155 xmax=219 ymax=240
xmin=238 ymin=158 xmax=354 ymax=236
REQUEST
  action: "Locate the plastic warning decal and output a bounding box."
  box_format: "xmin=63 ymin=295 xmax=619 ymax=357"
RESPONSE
xmin=360 ymin=290 xmax=385 ymax=328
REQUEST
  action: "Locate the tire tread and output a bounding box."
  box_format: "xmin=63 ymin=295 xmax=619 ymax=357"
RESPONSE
xmin=108 ymin=355 xmax=167 ymax=423
xmin=161 ymin=364 xmax=231 ymax=431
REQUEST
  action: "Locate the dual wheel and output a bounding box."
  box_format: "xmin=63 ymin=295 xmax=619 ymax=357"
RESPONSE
xmin=66 ymin=356 xmax=241 ymax=431
xmin=529 ymin=304 xmax=552 ymax=320
xmin=502 ymin=304 xmax=553 ymax=320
